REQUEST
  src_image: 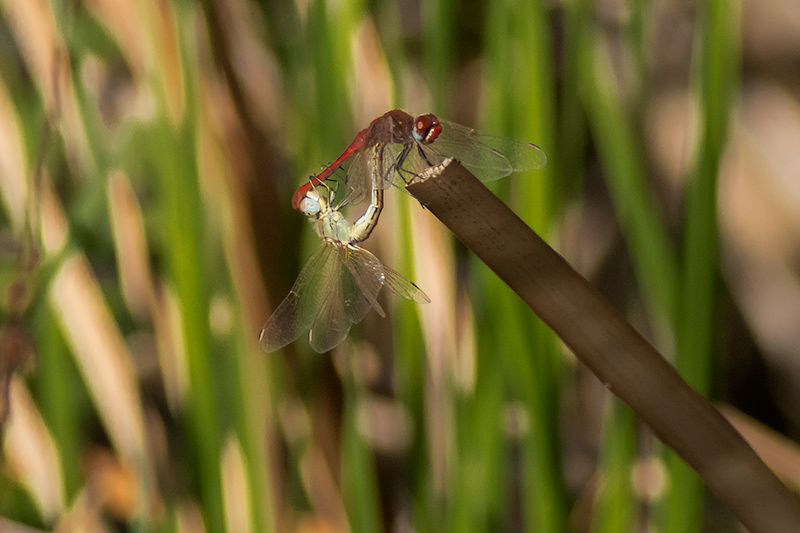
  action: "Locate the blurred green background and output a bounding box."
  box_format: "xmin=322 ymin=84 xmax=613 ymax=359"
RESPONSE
xmin=1 ymin=0 xmax=799 ymax=531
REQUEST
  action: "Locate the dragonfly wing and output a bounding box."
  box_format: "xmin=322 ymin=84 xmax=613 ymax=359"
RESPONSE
xmin=259 ymin=244 xmax=335 ymax=352
xmin=326 ymin=143 xmax=405 ymax=207
xmin=307 ymin=262 xmax=352 ymax=353
xmin=357 ymin=141 xmax=407 ymax=191
xmin=396 ymin=140 xmax=451 ymax=183
xmin=380 ymin=264 xmax=431 ymax=304
xmin=344 ymin=244 xmax=430 ymax=306
xmin=308 ymin=150 xmax=370 ymax=209
xmin=337 ymin=150 xmax=371 ymax=207
xmin=484 ymin=134 xmax=547 ymax=172
xmin=259 ymin=292 xmax=303 ymax=352
xmin=307 ymin=245 xmax=382 ymax=352
xmin=428 ymin=120 xmax=547 ymax=181
xmin=267 ymin=245 xmax=427 ymax=353
xmin=341 ymin=246 xmax=387 ymax=318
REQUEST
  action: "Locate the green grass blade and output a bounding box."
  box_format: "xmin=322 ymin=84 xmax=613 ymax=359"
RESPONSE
xmin=575 ymin=2 xmax=679 ymax=327
xmin=421 ymin=0 xmax=454 ymax=111
xmin=592 ymin=402 xmax=636 ymax=533
xmin=153 ymin=118 xmax=225 ymax=531
xmin=482 ymin=1 xmax=566 ymax=531
xmin=341 ymin=385 xmax=384 ymax=533
xmin=663 ymin=1 xmax=740 ymax=531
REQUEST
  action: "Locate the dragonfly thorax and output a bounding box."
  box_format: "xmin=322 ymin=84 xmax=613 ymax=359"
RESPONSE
xmin=298 ymin=189 xmax=355 ymax=244
xmin=319 ymin=210 xmax=352 ymax=243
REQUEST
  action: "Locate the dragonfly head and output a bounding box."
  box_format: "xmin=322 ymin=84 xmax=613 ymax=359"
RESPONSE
xmin=413 ymin=114 xmax=442 ymax=144
xmin=296 ymin=188 xmax=328 ymax=217
xmin=292 ymin=181 xmax=314 ymax=211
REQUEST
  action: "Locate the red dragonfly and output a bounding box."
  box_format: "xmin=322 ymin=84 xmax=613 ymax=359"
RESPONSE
xmin=292 ymin=109 xmax=547 ymax=216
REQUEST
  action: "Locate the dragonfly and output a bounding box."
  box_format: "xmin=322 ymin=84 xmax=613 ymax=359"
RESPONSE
xmin=260 ymin=183 xmax=430 ymax=353
xmin=292 ymin=109 xmax=548 ymax=234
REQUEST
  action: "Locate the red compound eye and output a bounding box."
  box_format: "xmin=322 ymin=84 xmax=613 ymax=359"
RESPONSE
xmin=414 ymin=114 xmax=442 ymax=144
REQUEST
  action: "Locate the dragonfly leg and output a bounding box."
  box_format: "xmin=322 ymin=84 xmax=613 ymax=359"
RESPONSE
xmin=416 ymin=143 xmax=437 ymax=168
xmin=392 ymin=143 xmax=416 ymax=185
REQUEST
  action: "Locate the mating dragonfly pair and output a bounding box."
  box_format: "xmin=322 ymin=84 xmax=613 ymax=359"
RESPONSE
xmin=260 ymin=109 xmax=547 ymax=353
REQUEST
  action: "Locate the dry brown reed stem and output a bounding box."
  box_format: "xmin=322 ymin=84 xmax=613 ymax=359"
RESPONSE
xmin=406 ymin=159 xmax=800 ymax=533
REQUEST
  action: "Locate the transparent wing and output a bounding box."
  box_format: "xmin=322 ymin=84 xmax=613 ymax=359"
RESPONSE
xmin=339 ymin=115 xmax=416 ymax=201
xmin=381 ymin=264 xmax=431 ymax=304
xmin=423 ymin=119 xmax=547 ymax=181
xmin=259 ymin=243 xmax=337 ymax=352
xmin=308 ymin=245 xmax=430 ymax=352
xmin=261 ymin=242 xmax=430 ymax=353
xmin=337 ymin=142 xmax=409 ymax=206
xmin=343 ymin=245 xmax=430 ymax=304
xmin=307 ymin=246 xmax=385 ymax=353
xmin=393 ymin=141 xmax=450 ymax=185
xmin=260 ymin=243 xmax=393 ymax=353
xmin=341 ymin=246 xmax=387 ymax=317
xmin=321 ymin=145 xmax=407 ymax=208
xmin=366 ymin=142 xmax=409 ymax=191
xmin=306 ymin=267 xmax=352 ymax=353
xmin=335 ymin=150 xmax=370 ymax=207
xmin=316 ymin=120 xmax=410 ymax=209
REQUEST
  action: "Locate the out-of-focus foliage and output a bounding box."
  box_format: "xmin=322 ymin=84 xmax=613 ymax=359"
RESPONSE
xmin=0 ymin=0 xmax=799 ymax=531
